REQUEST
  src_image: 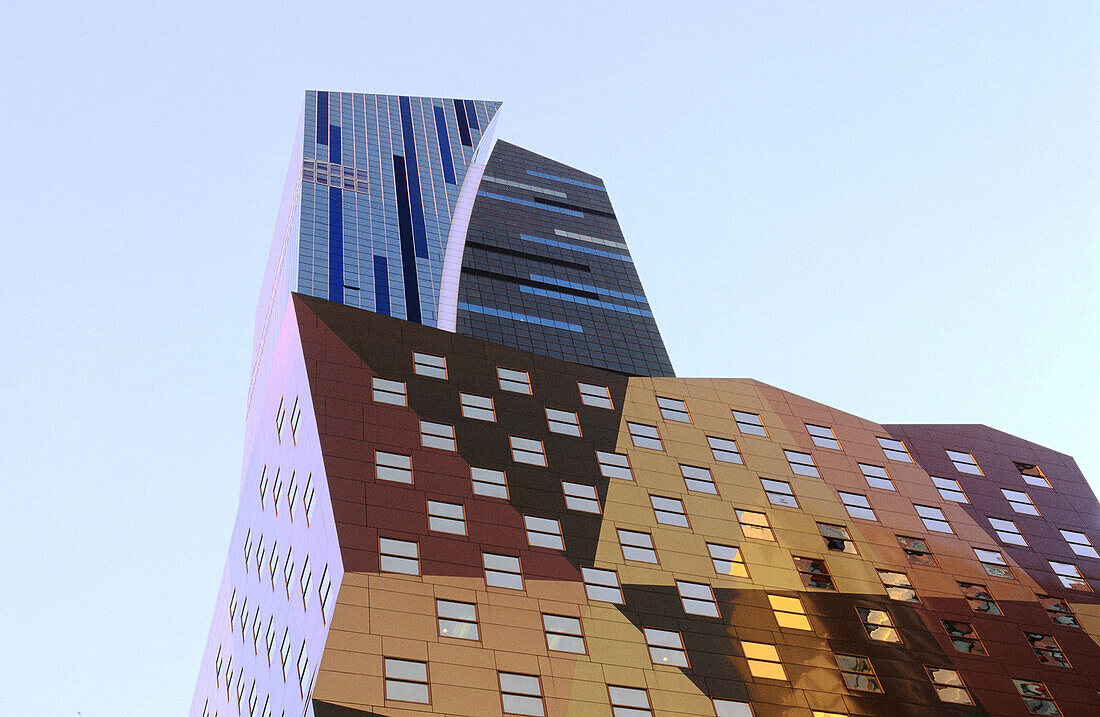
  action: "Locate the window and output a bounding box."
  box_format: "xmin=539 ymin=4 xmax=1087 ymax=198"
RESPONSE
xmin=794 ymin=556 xmax=836 ymax=590
xmin=484 ymin=553 xmax=523 ymax=590
xmin=303 ymin=473 xmax=316 ymax=524
xmin=375 ymin=450 xmax=412 ymax=484
xmin=858 ymin=464 xmax=894 ymax=491
xmin=525 ymin=516 xmax=564 ymax=550
xmin=282 ymin=549 xmax=295 ymax=597
xmin=925 ymin=667 xmax=974 ymax=705
xmin=783 ymin=449 xmax=819 ymax=477
xmin=681 ymin=464 xmax=718 ymax=494
xmin=578 ymin=381 xmax=612 ymax=408
xmin=713 ymin=700 xmax=755 ymax=717
xmin=806 ymin=423 xmax=841 ymax=449
xmin=582 ymin=566 xmax=623 ymax=603
xmin=546 ymin=408 xmax=581 ymax=436
xmin=1060 ymin=530 xmax=1099 ymax=558
xmin=644 ymin=627 xmax=689 ymax=666
xmin=1001 ymin=488 xmax=1040 ymax=516
xmin=268 ymin=542 xmax=280 ymax=586
xmin=254 ymin=534 xmax=266 ymax=578
xmin=975 ymin=548 xmax=1014 ymax=579
xmin=460 ymin=392 xmax=495 ymax=421
xmin=379 ymin=537 xmax=419 ymax=575
xmin=472 ymin=466 xmax=508 ymax=499
xmin=258 ymin=465 xmax=269 ymax=509
xmin=878 ymin=570 xmax=919 ymax=602
xmin=243 ymin=529 xmax=253 ymax=571
xmin=990 ymin=517 xmax=1028 ymax=546
xmin=318 ymin=564 xmax=332 ymax=620
xmin=915 ymin=504 xmax=953 ymax=533
xmin=275 ymin=397 xmax=287 ymax=438
xmin=563 ymin=482 xmax=601 ymax=513
xmin=855 ymin=606 xmax=901 ymax=642
xmin=299 ymin=555 xmax=312 ymax=608
xmin=296 ymin=641 xmax=310 ymax=695
xmin=947 ymin=449 xmax=983 ymax=476
xmin=932 ymin=476 xmax=969 ymax=503
xmin=1025 ymin=632 xmax=1071 ymax=668
xmin=941 ymin=620 xmax=987 ymax=655
xmin=597 ymin=451 xmax=633 ymax=480
xmin=762 ymin=478 xmax=798 ymax=508
xmin=436 ymin=599 xmax=478 ymax=640
xmin=736 ymin=509 xmax=775 ymax=541
xmin=608 ymin=686 xmax=652 ymax=717
xmin=1015 ymin=462 xmax=1052 ymax=488
xmin=707 ymin=435 xmax=744 ymax=464
xmin=272 ymin=470 xmax=284 ymax=513
xmin=656 ymin=396 xmax=691 ymax=422
xmin=499 ymin=672 xmax=543 ymax=716
xmin=819 ymin=523 xmax=858 ymax=554
xmin=497 ymin=367 xmax=532 ymax=394
xmin=289 ymin=397 xmax=302 ymax=443
xmin=1038 ymin=595 xmax=1080 ymax=628
xmin=510 ymin=436 xmax=547 ymax=466
xmin=286 ymin=471 xmax=299 ymax=519
xmin=427 ymin=500 xmax=466 ymax=535
xmin=618 ymin=529 xmax=657 ymax=563
xmin=958 ymin=582 xmax=1001 ymax=615
xmin=707 ymin=543 xmax=749 ymax=578
xmin=628 ymin=422 xmax=663 ymax=450
xmin=839 ymin=492 xmax=877 ymax=521
xmin=877 ymin=436 xmax=913 ymax=462
xmin=384 ymin=658 xmax=429 ymax=703
xmin=1012 ymin=679 xmax=1061 ymax=715
xmin=651 ymin=495 xmax=688 ymax=527
xmin=835 ymin=653 xmax=882 ymax=692
xmin=898 ymin=535 xmax=937 ymax=566
xmin=413 ymin=351 xmax=447 ymax=379
xmin=768 ymin=594 xmax=812 ymax=631
xmin=542 ymin=614 xmax=585 ymax=653
xmin=421 ymin=420 xmax=456 ymax=451
xmin=740 ymin=641 xmax=787 ymax=680
xmin=372 ymin=377 xmax=407 ymax=406
xmin=677 ymin=580 xmax=721 ymax=617
xmin=1049 ymin=560 xmax=1090 ymax=591
xmin=732 ymin=410 xmax=768 ymax=436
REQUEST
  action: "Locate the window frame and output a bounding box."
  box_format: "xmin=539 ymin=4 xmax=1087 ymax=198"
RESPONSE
xmin=412 ymin=351 xmax=447 ymax=379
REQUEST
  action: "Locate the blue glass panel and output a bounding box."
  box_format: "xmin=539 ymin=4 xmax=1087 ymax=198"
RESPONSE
xmin=398 ymin=97 xmax=429 ymax=259
xmin=328 ymin=187 xmax=343 ymax=303
xmin=373 ymin=255 xmax=390 ymax=316
xmin=453 ymin=98 xmax=471 ymax=147
xmin=459 ymin=302 xmax=583 ymax=333
xmin=329 ymin=125 xmax=342 ymax=165
xmin=433 ymin=106 xmax=456 ymax=184
xmin=316 ymin=91 xmax=329 ymax=145
xmin=392 ymin=154 xmax=422 ymax=324
xmin=463 ymin=99 xmax=480 ymax=131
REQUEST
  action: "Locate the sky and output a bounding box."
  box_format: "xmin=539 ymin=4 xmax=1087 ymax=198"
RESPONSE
xmin=0 ymin=2 xmax=1096 ymax=714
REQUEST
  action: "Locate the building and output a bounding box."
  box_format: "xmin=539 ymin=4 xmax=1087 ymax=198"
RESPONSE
xmin=191 ymin=93 xmax=1100 ymax=717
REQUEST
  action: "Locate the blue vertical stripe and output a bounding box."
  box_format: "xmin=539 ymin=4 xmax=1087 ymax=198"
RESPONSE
xmin=463 ymin=99 xmax=480 ymax=130
xmin=316 ymin=92 xmax=329 ymax=144
xmin=453 ymin=98 xmax=471 ymax=147
xmin=328 ymin=187 xmax=343 ymax=303
xmin=433 ymin=106 xmax=456 ymax=184
xmin=392 ymin=154 xmax=423 ymax=324
xmin=398 ymin=97 xmax=429 ymax=259
xmin=373 ymin=256 xmax=390 ymax=316
xmin=329 ymin=125 xmax=342 ymax=164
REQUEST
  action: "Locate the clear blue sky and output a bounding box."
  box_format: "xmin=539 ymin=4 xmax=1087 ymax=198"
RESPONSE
xmin=1 ymin=2 xmax=1096 ymax=714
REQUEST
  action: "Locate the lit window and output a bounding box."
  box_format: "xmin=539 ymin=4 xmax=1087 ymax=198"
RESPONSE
xmin=990 ymin=517 xmax=1028 ymax=546
xmin=878 ymin=570 xmax=919 ymax=602
xmin=499 ymin=672 xmax=544 ymax=716
xmin=646 ymin=495 xmax=686 ymax=527
xmin=1060 ymin=530 xmax=1099 ymax=559
xmin=806 ymin=423 xmax=841 ymax=450
xmin=839 ymin=491 xmax=877 ymax=521
xmin=413 ymin=351 xmax=447 ymax=379
xmin=811 ymin=713 xmax=846 ymax=717
xmin=318 ymin=564 xmax=332 ymax=621
xmin=296 ymin=641 xmax=310 ymax=695
xmin=714 ymin=699 xmax=755 ymax=717
xmin=303 ymin=473 xmax=316 ymax=524
xmin=1002 ymin=489 xmax=1039 ymax=516
xmin=578 ymin=381 xmax=612 ymax=409
xmin=740 ymin=641 xmax=787 ymax=680
xmin=289 ymin=397 xmax=302 ymax=443
xmin=926 ymin=666 xmax=974 ymax=705
xmin=299 ymin=555 xmax=312 ymax=608
xmin=597 ymin=451 xmax=633 ymax=480
xmin=525 ymin=515 xmax=564 ymax=550
xmin=783 ymin=449 xmax=819 ymax=477
xmin=877 ymin=436 xmax=913 ymax=462
xmin=932 ymin=476 xmax=969 ymax=503
xmin=258 ymin=465 xmax=269 ymax=509
xmin=618 ymin=529 xmax=657 ymax=563
xmin=582 ymin=566 xmax=623 ymax=603
xmin=542 ymin=614 xmax=585 ymax=653
xmin=497 ymin=367 xmax=532 ymax=394
xmin=1049 ymin=560 xmax=1090 ymax=591
xmin=372 ymin=377 xmax=407 ymax=406
xmin=1015 ymin=462 xmax=1051 ymax=488
xmin=484 ymin=553 xmax=523 ymax=590
xmin=947 ymin=449 xmax=983 ymax=476
xmin=1012 ymin=679 xmax=1061 ymax=715
xmin=656 ymin=396 xmax=691 ymax=422
xmin=427 ymin=500 xmax=466 ymax=535
xmin=707 ymin=435 xmax=744 ymax=464
xmin=762 ymin=478 xmax=798 ymax=508
xmin=384 ymin=658 xmax=429 ymax=704
xmin=794 ymin=556 xmax=836 ymax=590
xmin=819 ymin=523 xmax=858 ymax=554
xmin=677 ymin=580 xmax=721 ymax=617
xmin=681 ymin=464 xmax=718 ymax=494
xmin=376 ymin=450 xmax=412 ymax=484
xmin=915 ymin=504 xmax=953 ymax=533
xmin=768 ymin=594 xmax=812 ymax=631
xmin=855 ymin=606 xmax=901 ymax=642
xmin=460 ymin=392 xmax=495 ymax=421
xmin=563 ymin=481 xmax=601 ymax=513
xmin=975 ymin=548 xmax=1014 ymax=579
xmin=546 ymin=408 xmax=581 ymax=436
xmin=1025 ymin=632 xmax=1071 ymax=668
xmin=942 ymin=619 xmax=987 ymax=655
xmin=958 ymin=581 xmax=1001 ymax=615
xmin=510 ymin=436 xmax=547 ymax=466
xmin=858 ymin=463 xmax=895 ymax=491
xmin=379 ymin=537 xmax=419 ymax=575
xmin=628 ymin=422 xmax=663 ymax=450
xmin=608 ymin=686 xmax=652 ymax=717
xmin=1038 ymin=594 xmax=1080 ymax=628
xmin=708 ymin=542 xmax=749 ymax=578
xmin=732 ymin=410 xmax=768 ymax=436
xmin=898 ymin=535 xmax=937 ymax=566
xmin=835 ymin=653 xmax=882 ymax=692
xmin=421 ymin=420 xmax=456 ymax=451
xmin=437 ymin=599 xmax=478 ymax=640
xmin=736 ymin=509 xmax=775 ymax=541
xmin=472 ymin=466 xmax=509 ymax=499
xmin=644 ymin=627 xmax=689 ymax=666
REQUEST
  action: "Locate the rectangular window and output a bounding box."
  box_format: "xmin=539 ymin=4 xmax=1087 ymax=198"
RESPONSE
xmin=839 ymin=492 xmax=877 ymax=521
xmin=1002 ymin=489 xmax=1040 ymax=516
xmin=258 ymin=465 xmax=269 ymax=509
xmin=1015 ymin=462 xmax=1052 ymax=488
xmin=677 ymin=580 xmax=721 ymax=617
xmin=990 ymin=517 xmax=1028 ymax=546
xmin=1049 ymin=560 xmax=1090 ymax=591
xmin=681 ymin=464 xmax=717 ymax=494
xmin=283 ymin=549 xmax=295 ymax=597
xmin=644 ymin=627 xmax=689 ymax=666
xmin=275 ymin=397 xmax=286 ymax=439
xmin=525 ymin=516 xmax=564 ymax=550
xmin=1060 ymin=530 xmax=1099 ymax=559
xmin=484 ymin=553 xmax=523 ymax=590
xmin=499 ymin=672 xmax=544 ymax=716
xmin=707 ymin=435 xmax=744 ymax=464
xmin=460 ymin=392 xmax=495 ymax=421
xmin=740 ymin=641 xmax=787 ymax=681
xmin=768 ymin=594 xmax=812 ymax=631
xmin=299 ymin=555 xmax=312 ymax=608
xmin=806 ymin=423 xmax=841 ymax=450
xmin=303 ymin=473 xmax=316 ymax=524
xmin=898 ymin=535 xmax=937 ymax=566
xmin=795 ymin=556 xmax=836 ymax=590
xmin=578 ymin=381 xmax=613 ymax=409
xmin=563 ymin=481 xmax=601 ymax=513
xmin=384 ymin=658 xmax=429 ymax=704
xmin=932 ymin=476 xmax=969 ymax=503
xmin=437 ymin=599 xmax=478 ymax=640
xmin=732 ymin=410 xmax=768 ymax=436
xmin=296 ymin=641 xmax=310 ymax=695
xmin=958 ymin=581 xmax=1001 ymax=615
xmin=372 ymin=377 xmax=407 ymax=406
xmin=628 ymin=422 xmax=664 ymax=450
xmin=835 ymin=653 xmax=883 ymax=692
xmin=546 ymin=408 xmax=581 ymax=436
xmin=877 ymin=436 xmax=913 ymax=462
xmin=472 ymin=466 xmax=509 ymax=499
xmin=413 ymin=351 xmax=447 ymax=379
xmin=1038 ymin=594 xmax=1080 ymax=628
xmin=656 ymin=396 xmax=691 ymax=422
xmin=582 ymin=566 xmax=623 ymax=604
xmin=926 ymin=666 xmax=974 ymax=705
xmin=427 ymin=500 xmax=466 ymax=535
xmin=542 ymin=614 xmax=585 ymax=653
xmin=608 ymin=686 xmax=652 ymax=717
xmin=318 ymin=564 xmax=332 ymax=620
xmin=859 ymin=463 xmax=895 ymax=491
xmin=878 ymin=570 xmax=919 ymax=602
xmin=376 ymin=450 xmax=412 ymax=484
xmin=855 ymin=606 xmax=901 ymax=642
xmin=289 ymin=397 xmax=302 ymax=443
xmin=421 ymin=420 xmax=456 ymax=451
xmin=651 ymin=495 xmax=688 ymax=527
xmin=1025 ymin=632 xmax=1071 ymax=668
xmin=596 ymin=451 xmax=633 ymax=480
xmin=272 ymin=469 xmax=283 ymax=513
xmin=736 ymin=509 xmax=775 ymax=541
xmin=762 ymin=478 xmax=798 ymax=508
xmin=714 ymin=700 xmax=755 ymax=717
xmin=819 ymin=523 xmax=858 ymax=554
xmin=243 ymin=529 xmax=253 ymax=571
xmin=379 ymin=537 xmax=419 ymax=575
xmin=708 ymin=543 xmax=749 ymax=578
xmin=618 ymin=529 xmax=658 ymax=563
xmin=916 ymin=504 xmax=953 ymax=533
xmin=941 ymin=620 xmax=987 ymax=655
xmin=947 ymin=449 xmax=983 ymax=476
xmin=286 ymin=472 xmax=299 ymax=519
xmin=497 ymin=367 xmax=532 ymax=394
xmin=975 ymin=547 xmax=1014 ymax=579
xmin=510 ymin=436 xmax=547 ymax=466
xmin=783 ymin=449 xmax=819 ymax=477
xmin=1012 ymin=679 xmax=1061 ymax=715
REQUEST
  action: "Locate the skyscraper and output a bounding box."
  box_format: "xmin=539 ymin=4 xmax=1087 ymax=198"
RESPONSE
xmin=192 ymin=93 xmax=1100 ymax=717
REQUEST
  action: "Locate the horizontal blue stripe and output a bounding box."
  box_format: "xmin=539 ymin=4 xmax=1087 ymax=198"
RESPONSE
xmin=517 ymin=233 xmax=630 ymax=261
xmin=433 ymin=105 xmax=456 ymax=184
xmin=478 ymin=190 xmax=584 ymax=217
xmin=528 ymin=273 xmax=648 ymax=303
xmin=518 ymin=286 xmax=653 ymax=317
xmin=525 ymin=169 xmax=605 ymax=192
xmin=459 ymin=302 xmax=583 ymax=333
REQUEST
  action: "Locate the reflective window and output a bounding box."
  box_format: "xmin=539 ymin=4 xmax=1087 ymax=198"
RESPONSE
xmin=990 ymin=517 xmax=1028 ymax=546
xmin=427 ymin=500 xmax=466 ymax=535
xmin=383 ymin=658 xmax=429 ymax=703
xmin=958 ymin=581 xmax=1001 ymax=615
xmin=915 ymin=504 xmax=953 ymax=534
xmin=732 ymin=410 xmax=768 ymax=436
xmin=644 ymin=627 xmax=689 ymax=666
xmin=1003 ymin=488 xmax=1040 ymax=516
xmin=947 ymin=449 xmax=983 ymax=476
xmin=878 ymin=569 xmax=919 ymax=602
xmin=676 ymin=580 xmax=721 ymax=617
xmin=1024 ymin=632 xmax=1071 ymax=668
xmin=420 ymin=420 xmax=456 ymax=451
xmin=563 ymin=481 xmax=601 ymax=513
xmin=372 ymin=377 xmax=407 ymax=406
xmin=740 ymin=641 xmax=787 ymax=681
xmin=784 ymin=449 xmax=819 ymax=477
xmin=819 ymin=523 xmax=858 ymax=554
xmin=628 ymin=422 xmax=664 ymax=450
xmin=608 ymin=686 xmax=652 ymax=717
xmin=736 ymin=509 xmax=775 ymax=541
xmin=460 ymin=392 xmax=495 ymax=421
xmin=471 ymin=466 xmax=508 ymax=499
xmin=975 ymin=548 xmax=1014 ymax=579
xmin=484 ymin=552 xmax=523 ymax=590
xmin=768 ymin=594 xmax=812 ymax=631
xmin=714 ymin=699 xmax=755 ymax=717
xmin=762 ymin=478 xmax=799 ymax=508
xmin=707 ymin=542 xmax=749 ymax=578
xmin=932 ymin=476 xmax=969 ymax=503
xmin=1060 ymin=529 xmax=1099 ymax=558
xmin=379 ymin=538 xmax=419 ymax=575
xmin=1038 ymin=594 xmax=1080 ymax=628
xmin=546 ymin=408 xmax=581 ymax=436
xmin=412 ymin=351 xmax=447 ymax=379
xmin=1015 ymin=462 xmax=1052 ymax=488
xmin=1049 ymin=560 xmax=1090 ymax=591
xmin=524 ymin=515 xmax=564 ymax=551
xmin=437 ymin=599 xmax=478 ymax=640
xmin=578 ymin=381 xmax=613 ymax=409
xmin=375 ymin=450 xmax=412 ymax=483
xmin=682 ymin=464 xmax=718 ymax=494
xmin=497 ymin=367 xmax=532 ymax=394
xmin=855 ymin=606 xmax=901 ymax=642
xmin=596 ymin=451 xmax=633 ymax=480
xmin=542 ymin=614 xmax=585 ymax=653
xmin=582 ymin=566 xmax=623 ymax=604
xmin=651 ymin=495 xmax=688 ymax=527
xmin=806 ymin=423 xmax=841 ymax=450
xmin=839 ymin=492 xmax=877 ymax=521
xmin=925 ymin=666 xmax=974 ymax=705
xmin=510 ymin=436 xmax=546 ymax=466
xmin=877 ymin=436 xmax=913 ymax=462
xmin=707 ymin=435 xmax=744 ymax=464
xmin=794 ymin=556 xmax=836 ymax=590
xmin=898 ymin=535 xmax=937 ymax=566
xmin=941 ymin=620 xmax=987 ymax=655
xmin=835 ymin=653 xmax=882 ymax=692
xmin=656 ymin=396 xmax=691 ymax=422
xmin=1012 ymin=678 xmax=1061 ymax=715
xmin=498 ymin=672 xmax=543 ymax=716
xmin=618 ymin=529 xmax=657 ymax=563
xmin=859 ymin=463 xmax=895 ymax=491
